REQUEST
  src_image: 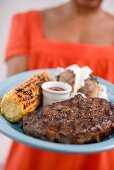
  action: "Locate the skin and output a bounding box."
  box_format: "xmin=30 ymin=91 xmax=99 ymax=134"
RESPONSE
xmin=7 ymin=0 xmax=114 ymax=76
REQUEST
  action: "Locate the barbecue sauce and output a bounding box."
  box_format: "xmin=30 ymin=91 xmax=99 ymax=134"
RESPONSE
xmin=49 ymin=87 xmax=65 ymax=91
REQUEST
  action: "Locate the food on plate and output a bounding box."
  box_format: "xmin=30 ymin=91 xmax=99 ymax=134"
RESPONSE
xmin=23 ymin=95 xmax=114 ymax=144
xmin=0 ymin=66 xmax=110 ymax=145
xmin=56 ymin=64 xmax=92 ymax=93
xmin=77 ymin=74 xmax=99 ymax=98
xmin=56 ymin=65 xmax=108 ymax=99
xmin=0 ymin=72 xmax=51 ymax=122
xmin=57 ymin=69 xmax=76 ymax=91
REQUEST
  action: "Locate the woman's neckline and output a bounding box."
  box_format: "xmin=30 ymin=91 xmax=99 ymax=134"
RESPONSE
xmin=38 ymin=11 xmax=114 ymax=48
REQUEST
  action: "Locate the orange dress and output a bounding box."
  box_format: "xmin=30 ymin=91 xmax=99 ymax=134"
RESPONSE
xmin=5 ymin=11 xmax=114 ymax=170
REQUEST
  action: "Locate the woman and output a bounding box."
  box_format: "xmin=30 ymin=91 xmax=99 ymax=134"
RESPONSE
xmin=5 ymin=0 xmax=114 ymax=170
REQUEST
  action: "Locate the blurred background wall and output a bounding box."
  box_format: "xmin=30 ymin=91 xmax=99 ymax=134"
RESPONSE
xmin=0 ymin=0 xmax=114 ymax=169
xmin=0 ymin=0 xmax=69 ymax=81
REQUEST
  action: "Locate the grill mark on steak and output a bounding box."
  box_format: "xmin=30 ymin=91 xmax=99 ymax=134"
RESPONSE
xmin=23 ymin=95 xmax=114 ymax=144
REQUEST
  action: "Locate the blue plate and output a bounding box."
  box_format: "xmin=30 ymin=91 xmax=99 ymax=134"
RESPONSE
xmin=0 ymin=69 xmax=114 ymax=154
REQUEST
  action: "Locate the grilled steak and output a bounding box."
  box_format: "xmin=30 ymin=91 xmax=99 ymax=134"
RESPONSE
xmin=23 ymin=95 xmax=114 ymax=144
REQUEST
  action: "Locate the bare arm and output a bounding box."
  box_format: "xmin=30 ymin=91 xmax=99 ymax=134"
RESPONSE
xmin=7 ymin=55 xmax=28 ymax=77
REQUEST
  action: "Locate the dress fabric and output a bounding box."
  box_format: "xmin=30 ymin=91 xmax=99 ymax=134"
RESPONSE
xmin=5 ymin=11 xmax=114 ymax=170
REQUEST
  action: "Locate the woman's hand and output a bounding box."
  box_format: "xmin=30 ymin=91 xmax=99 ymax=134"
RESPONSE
xmin=7 ymin=55 xmax=28 ymax=77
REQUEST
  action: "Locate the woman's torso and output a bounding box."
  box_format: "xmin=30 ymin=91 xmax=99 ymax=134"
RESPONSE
xmin=27 ymin=11 xmax=114 ymax=82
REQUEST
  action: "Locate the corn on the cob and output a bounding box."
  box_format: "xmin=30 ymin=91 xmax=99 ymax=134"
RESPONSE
xmin=1 ymin=72 xmax=51 ymax=122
